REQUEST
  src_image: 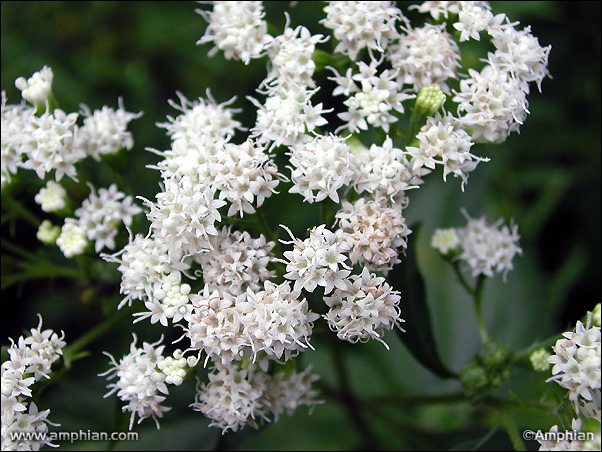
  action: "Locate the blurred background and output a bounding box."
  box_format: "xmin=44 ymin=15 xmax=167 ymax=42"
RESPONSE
xmin=1 ymin=1 xmax=600 ymax=450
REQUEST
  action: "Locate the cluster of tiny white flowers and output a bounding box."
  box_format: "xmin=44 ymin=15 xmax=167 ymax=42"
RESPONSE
xmin=336 ymin=197 xmax=411 ymax=274
xmin=248 ymin=85 xmax=329 ymax=150
xmin=75 ymin=100 xmax=142 ymax=161
xmin=280 ymin=224 xmax=351 ymax=295
xmin=387 ymin=23 xmax=461 ymax=92
xmin=330 ymin=59 xmax=414 ymax=134
xmin=323 ymin=267 xmax=403 ymax=347
xmin=14 ymin=65 xmax=54 ymax=108
xmin=196 ymin=227 xmax=275 ymax=296
xmin=185 ymin=280 xmax=318 ymax=366
xmin=352 ymin=137 xmax=423 ymax=205
xmin=1 ymin=316 xmax=65 ymax=451
xmin=547 ymin=311 xmax=601 ymax=422
xmin=100 ymin=336 xmax=173 ymax=430
xmin=102 ymin=233 xmax=187 ymax=309
xmin=191 ymin=361 xmax=320 ymax=434
xmin=134 ymin=272 xmax=194 ymax=327
xmin=263 ymin=19 xmax=327 ymax=91
xmin=432 ymin=210 xmax=522 ymax=280
xmin=196 ymin=1 xmax=272 ymax=65
xmin=288 ymin=134 xmax=355 ymax=204
xmin=74 ymin=184 xmax=142 ymax=253
xmin=321 ymin=1 xmax=402 ymax=60
xmin=2 ymin=67 xmax=141 ymax=187
xmin=406 ymin=113 xmax=488 ymax=190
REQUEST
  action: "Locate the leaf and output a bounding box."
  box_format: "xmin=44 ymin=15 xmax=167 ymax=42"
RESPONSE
xmin=387 ymin=222 xmax=457 ymax=379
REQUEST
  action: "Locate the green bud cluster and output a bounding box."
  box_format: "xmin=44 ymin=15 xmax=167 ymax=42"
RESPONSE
xmin=414 ymin=85 xmax=446 ymax=116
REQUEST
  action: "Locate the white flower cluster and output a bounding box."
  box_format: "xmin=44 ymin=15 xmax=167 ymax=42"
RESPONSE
xmin=1 ymin=316 xmax=65 ymax=451
xmin=191 ymin=361 xmax=320 ymax=433
xmin=1 ymin=69 xmax=141 ymax=187
xmin=433 ymin=210 xmax=522 ymax=280
xmin=539 ymin=307 xmax=602 ymax=451
xmin=101 ymin=336 xmax=171 ymax=430
xmin=547 ymin=311 xmax=601 ymax=423
xmin=54 ymin=183 xmax=142 ymax=258
xmin=196 ymin=1 xmax=272 ymax=65
xmin=406 ymin=112 xmax=488 ymax=190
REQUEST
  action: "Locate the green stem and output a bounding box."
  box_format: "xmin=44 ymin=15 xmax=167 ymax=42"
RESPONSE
xmin=63 ymin=306 xmax=132 ymax=368
xmin=1 ymin=192 xmax=41 ymax=227
xmin=501 ymin=410 xmax=526 ymax=451
xmin=473 ymin=275 xmax=489 ymax=344
xmin=329 ymin=340 xmax=381 ymax=450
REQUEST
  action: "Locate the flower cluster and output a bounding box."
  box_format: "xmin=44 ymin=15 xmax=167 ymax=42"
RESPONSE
xmin=1 ymin=316 xmax=65 ymax=451
xmin=432 ymin=210 xmax=523 ymax=280
xmin=1 ymin=69 xmax=141 ymax=186
xmin=547 ymin=309 xmax=601 ymax=422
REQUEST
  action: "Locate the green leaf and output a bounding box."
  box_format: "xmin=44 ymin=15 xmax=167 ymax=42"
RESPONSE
xmin=387 ymin=222 xmax=457 ymax=379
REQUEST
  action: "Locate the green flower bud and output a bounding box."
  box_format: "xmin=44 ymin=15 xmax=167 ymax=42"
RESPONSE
xmin=37 ymin=219 xmax=61 ymax=245
xmin=529 ymin=348 xmax=551 ymax=372
xmin=414 ymin=85 xmax=446 ymax=116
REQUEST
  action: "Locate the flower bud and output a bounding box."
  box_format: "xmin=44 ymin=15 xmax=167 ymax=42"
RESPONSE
xmin=415 ymin=85 xmax=446 ymax=116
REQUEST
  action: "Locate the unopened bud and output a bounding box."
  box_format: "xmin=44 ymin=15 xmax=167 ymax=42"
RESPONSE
xmin=415 ymin=85 xmax=446 ymax=116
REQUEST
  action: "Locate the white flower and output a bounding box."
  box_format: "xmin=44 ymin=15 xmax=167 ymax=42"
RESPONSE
xmin=352 ymin=136 xmax=423 ymax=204
xmin=157 ymin=90 xmax=243 ymax=148
xmin=330 ymin=59 xmax=414 ymax=133
xmin=36 ymin=220 xmax=61 ymax=245
xmin=263 ymin=20 xmax=328 ymax=91
xmin=191 ymin=362 xmax=268 ymax=433
xmin=56 ymin=218 xmax=88 ymax=258
xmin=20 ymin=109 xmax=83 ymax=181
xmin=100 ymin=335 xmax=170 ymax=430
xmin=134 ymin=272 xmax=193 ymax=326
xmin=288 ymin=134 xmax=355 ymax=203
xmin=387 ymin=23 xmax=461 ymax=92
xmin=102 ymin=232 xmax=188 ymax=309
xmin=488 ymin=23 xmax=552 ymax=91
xmin=453 ymin=64 xmax=529 ymax=143
xmin=321 ymin=1 xmax=403 ymax=60
xmin=75 ymin=184 xmax=142 ymax=253
xmin=1 ymin=92 xmax=35 ymax=186
xmin=14 ymin=66 xmax=54 ymax=108
xmin=405 ymin=113 xmax=487 ymax=190
xmin=280 ymin=224 xmax=352 ymax=295
xmin=186 ymin=287 xmax=249 ymax=365
xmin=409 ymin=1 xmax=464 ymax=21
xmin=196 ymin=227 xmax=275 ymax=296
xmin=2 ymin=402 xmax=58 ymax=451
xmin=323 ymin=267 xmax=404 ymax=347
xmin=211 ymin=140 xmax=283 ymax=217
xmin=2 ymin=315 xmax=64 ymax=451
xmin=144 ymin=175 xmax=227 ymax=258
xmin=248 ymin=86 xmax=329 ymax=150
xmin=456 ymin=210 xmax=523 ymax=279
xmin=547 ymin=317 xmax=601 ymax=421
xmin=196 ymin=1 xmax=272 ymax=65
xmin=75 ymin=99 xmax=142 ymax=160
xmin=263 ymin=365 xmax=322 ymax=421
xmin=336 ymin=197 xmax=411 ymax=274
xmin=453 ymin=2 xmax=504 ymax=42
xmin=244 ymin=281 xmax=319 ymax=362
xmin=34 ymin=180 xmax=67 ymax=212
